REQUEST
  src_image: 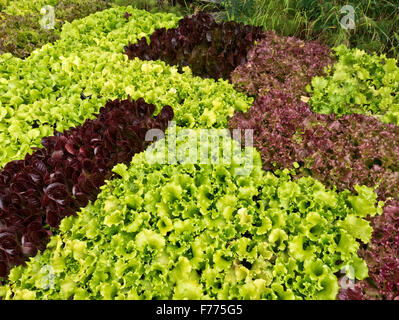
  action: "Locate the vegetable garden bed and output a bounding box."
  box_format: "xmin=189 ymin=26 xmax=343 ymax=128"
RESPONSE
xmin=0 ymin=3 xmax=398 ymax=300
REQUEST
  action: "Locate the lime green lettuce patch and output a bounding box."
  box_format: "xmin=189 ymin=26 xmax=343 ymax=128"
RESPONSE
xmin=0 ymin=7 xmax=252 ymax=167
xmin=2 ymin=128 xmax=383 ymax=300
xmin=308 ymin=45 xmax=399 ymax=125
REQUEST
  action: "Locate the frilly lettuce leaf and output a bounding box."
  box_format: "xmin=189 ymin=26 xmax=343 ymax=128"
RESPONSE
xmin=1 ymin=129 xmax=383 ymax=300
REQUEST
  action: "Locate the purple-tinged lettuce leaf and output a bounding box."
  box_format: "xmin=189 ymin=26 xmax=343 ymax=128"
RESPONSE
xmin=231 ymin=30 xmax=335 ymax=98
xmin=124 ymin=12 xmax=264 ymax=80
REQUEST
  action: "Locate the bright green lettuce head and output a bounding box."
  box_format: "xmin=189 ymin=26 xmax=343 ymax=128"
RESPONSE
xmin=308 ymin=45 xmax=399 ymax=125
xmin=1 ymin=128 xmax=382 ymax=300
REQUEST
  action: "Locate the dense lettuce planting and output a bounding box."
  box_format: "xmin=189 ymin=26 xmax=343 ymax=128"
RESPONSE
xmin=0 ymin=129 xmax=382 ymax=300
xmin=0 ymin=98 xmax=173 ymax=279
xmin=1 ymin=3 xmax=397 ymax=301
xmin=230 ymin=30 xmax=334 ymax=98
xmin=0 ymin=7 xmax=180 ymax=92
xmin=0 ymin=6 xmax=177 ymax=165
xmin=229 ymin=90 xmax=399 ymax=201
xmin=308 ymin=45 xmax=399 ymax=126
xmin=124 ymin=12 xmax=264 ymax=80
xmin=229 ymin=90 xmax=399 ymax=299
xmin=0 ymin=7 xmax=252 ymax=168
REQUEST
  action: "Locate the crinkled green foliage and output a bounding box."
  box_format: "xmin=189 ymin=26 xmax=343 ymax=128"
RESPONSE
xmin=0 ymin=6 xmax=252 ymax=168
xmin=308 ymin=45 xmax=399 ymax=125
xmin=2 ymin=129 xmax=382 ymax=300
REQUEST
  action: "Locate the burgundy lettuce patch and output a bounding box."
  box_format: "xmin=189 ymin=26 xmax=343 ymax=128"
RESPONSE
xmin=231 ymin=30 xmax=335 ymax=98
xmin=124 ymin=11 xmax=264 ymax=80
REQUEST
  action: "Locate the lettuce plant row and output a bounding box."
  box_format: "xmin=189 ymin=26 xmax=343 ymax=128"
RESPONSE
xmin=230 ymin=30 xmax=334 ymax=98
xmin=0 ymin=7 xmax=252 ymax=168
xmin=308 ymin=45 xmax=399 ymax=126
xmin=229 ymin=90 xmax=399 ymax=202
xmin=0 ymin=6 xmax=178 ymax=165
xmin=228 ymin=90 xmax=399 ymax=299
xmin=0 ymin=6 xmax=181 ymax=102
xmin=124 ymin=12 xmax=264 ymax=80
xmin=0 ymin=98 xmax=173 ymax=279
xmin=0 ymin=129 xmax=382 ymax=300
